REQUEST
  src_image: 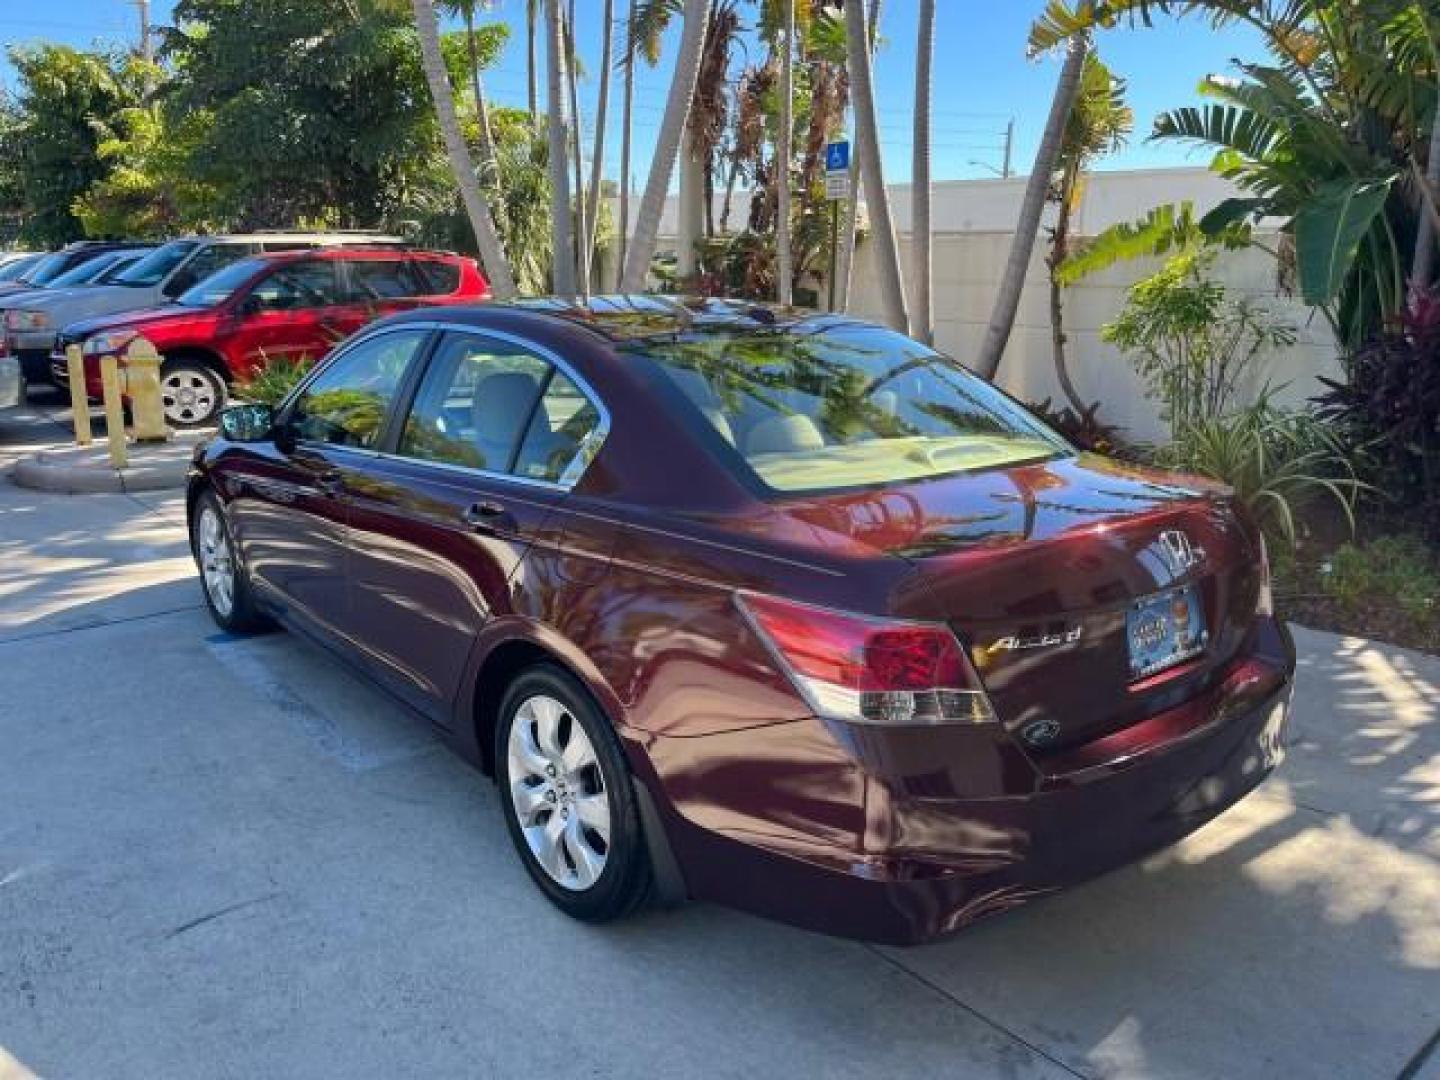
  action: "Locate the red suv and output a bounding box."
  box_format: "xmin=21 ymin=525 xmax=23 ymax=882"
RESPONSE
xmin=60 ymin=248 xmax=488 ymax=426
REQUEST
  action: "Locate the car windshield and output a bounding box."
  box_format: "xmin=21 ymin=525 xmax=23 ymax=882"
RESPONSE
xmin=0 ymin=254 xmax=42 ymax=282
xmin=110 ymin=240 xmax=199 ymax=287
xmin=636 ymin=324 xmax=1071 ymax=495
xmin=49 ymin=251 xmax=130 ymax=288
xmin=175 ymin=256 xmax=264 ymax=307
xmin=18 ymin=252 xmax=74 ymax=286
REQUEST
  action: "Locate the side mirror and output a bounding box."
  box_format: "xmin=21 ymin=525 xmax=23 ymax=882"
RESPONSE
xmin=219 ymin=403 xmax=276 ymax=443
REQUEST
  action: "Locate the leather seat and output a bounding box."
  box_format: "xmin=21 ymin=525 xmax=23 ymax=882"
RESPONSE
xmin=471 ymin=372 xmax=543 ymax=472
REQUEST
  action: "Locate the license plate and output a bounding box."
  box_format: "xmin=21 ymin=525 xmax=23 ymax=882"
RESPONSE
xmin=1127 ymin=583 xmax=1207 ymax=680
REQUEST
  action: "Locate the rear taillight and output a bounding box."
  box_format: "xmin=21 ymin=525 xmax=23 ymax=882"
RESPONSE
xmin=1256 ymin=534 xmax=1274 ymax=617
xmin=737 ymin=593 xmax=996 ymax=726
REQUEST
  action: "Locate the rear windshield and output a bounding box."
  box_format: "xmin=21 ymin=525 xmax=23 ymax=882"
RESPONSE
xmin=111 ymin=240 xmax=199 ymax=287
xmin=636 ymin=324 xmax=1070 ymax=495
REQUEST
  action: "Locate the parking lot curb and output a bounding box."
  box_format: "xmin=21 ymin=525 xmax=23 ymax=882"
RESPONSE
xmin=10 ymin=441 xmax=197 ymax=494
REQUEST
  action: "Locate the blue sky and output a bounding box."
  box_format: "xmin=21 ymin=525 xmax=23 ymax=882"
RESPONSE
xmin=0 ymin=1 xmax=1267 ymax=186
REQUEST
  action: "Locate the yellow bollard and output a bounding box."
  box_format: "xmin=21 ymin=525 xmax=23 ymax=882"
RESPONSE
xmin=99 ymin=354 xmax=128 ymax=469
xmin=123 ymin=336 xmax=168 ymax=444
xmin=65 ymin=344 xmax=91 ymax=446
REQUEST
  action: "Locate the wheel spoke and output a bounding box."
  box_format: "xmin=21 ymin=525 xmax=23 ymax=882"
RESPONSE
xmin=509 ymin=778 xmax=549 ymax=826
xmin=531 ymin=697 xmax=567 ymax=761
xmin=575 ymin=792 xmax=610 ymax=839
xmin=564 ymin=814 xmax=604 ymax=889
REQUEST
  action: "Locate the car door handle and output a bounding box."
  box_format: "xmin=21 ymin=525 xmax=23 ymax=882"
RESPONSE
xmin=317 ymin=470 xmax=345 ymax=496
xmin=462 ymin=500 xmax=506 ymax=530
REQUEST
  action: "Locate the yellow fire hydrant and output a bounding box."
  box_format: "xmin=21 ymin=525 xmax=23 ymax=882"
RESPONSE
xmin=123 ymin=336 xmax=168 ymax=445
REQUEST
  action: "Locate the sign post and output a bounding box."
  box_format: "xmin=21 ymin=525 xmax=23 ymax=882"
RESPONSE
xmin=824 ymin=140 xmax=851 ymax=312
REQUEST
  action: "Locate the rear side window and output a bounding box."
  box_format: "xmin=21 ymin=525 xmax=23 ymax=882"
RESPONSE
xmin=346 ymin=259 xmax=419 ymax=301
xmin=513 ymin=372 xmax=602 ymax=484
xmin=398 ymin=333 xmax=549 ymax=472
xmin=290 ymin=329 xmax=427 ymax=449
xmin=163 ymin=242 xmax=255 ymax=297
xmin=410 ymin=259 xmax=460 ymax=295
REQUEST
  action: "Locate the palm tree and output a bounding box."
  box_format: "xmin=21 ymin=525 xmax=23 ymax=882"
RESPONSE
xmin=776 ymin=0 xmax=794 ymax=306
xmin=563 ymin=1 xmax=589 ymax=296
xmin=586 ymin=0 xmax=617 ymax=292
xmin=974 ymin=30 xmax=1089 ymax=381
xmin=527 ymin=0 xmax=541 ymax=120
xmin=620 ymin=0 xmax=714 ymax=292
xmin=1048 ymin=52 xmax=1131 ymax=411
xmin=912 ymin=0 xmax=935 ymax=344
xmin=844 ymin=0 xmax=908 ymax=332
xmin=442 ymin=0 xmax=498 ymax=177
xmin=836 ymin=0 xmax=880 ymax=313
xmin=546 ymin=0 xmax=577 ymax=298
xmin=410 ymin=0 xmax=518 ymax=298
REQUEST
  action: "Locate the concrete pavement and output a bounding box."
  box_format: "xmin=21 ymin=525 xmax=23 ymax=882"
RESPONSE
xmin=1 ymin=404 xmax=1437 ymax=1079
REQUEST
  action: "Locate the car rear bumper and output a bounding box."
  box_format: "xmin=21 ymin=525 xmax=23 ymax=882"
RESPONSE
xmin=643 ymin=619 xmax=1295 ymax=945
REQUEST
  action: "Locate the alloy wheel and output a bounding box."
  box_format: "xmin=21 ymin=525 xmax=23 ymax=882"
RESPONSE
xmin=197 ymin=505 xmax=235 ymax=618
xmin=506 ymin=693 xmax=612 ymax=891
xmin=162 ymin=368 xmax=219 ymax=426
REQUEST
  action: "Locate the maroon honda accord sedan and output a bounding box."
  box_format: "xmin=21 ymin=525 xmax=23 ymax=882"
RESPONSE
xmin=186 ymin=296 xmax=1294 ymax=944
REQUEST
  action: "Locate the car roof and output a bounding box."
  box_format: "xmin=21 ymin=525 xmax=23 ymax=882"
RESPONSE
xmin=403 ymin=295 xmax=856 ymax=345
xmin=243 ymin=246 xmax=464 ymax=266
xmin=198 ymin=231 xmax=408 ymax=245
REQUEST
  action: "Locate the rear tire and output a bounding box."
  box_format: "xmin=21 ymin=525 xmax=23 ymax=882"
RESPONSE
xmin=161 ymin=358 xmax=226 ymax=428
xmin=192 ymin=489 xmax=268 ymax=634
xmin=496 ymin=664 xmax=652 ymax=922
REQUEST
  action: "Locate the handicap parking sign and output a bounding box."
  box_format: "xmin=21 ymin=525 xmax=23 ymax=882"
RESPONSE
xmin=825 ymin=141 xmax=850 ymax=174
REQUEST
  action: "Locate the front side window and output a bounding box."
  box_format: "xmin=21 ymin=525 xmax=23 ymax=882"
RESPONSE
xmin=399 ymin=333 xmax=550 ymax=472
xmin=289 ymin=329 xmax=427 ymax=449
xmin=635 ymin=324 xmax=1070 ymax=495
xmin=248 ymin=260 xmax=342 ymax=311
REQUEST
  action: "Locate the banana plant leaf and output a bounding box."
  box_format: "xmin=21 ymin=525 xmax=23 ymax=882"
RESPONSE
xmin=1293 ymin=177 xmax=1395 ymax=306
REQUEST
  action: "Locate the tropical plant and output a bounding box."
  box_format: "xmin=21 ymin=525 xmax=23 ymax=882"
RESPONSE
xmin=545 ymin=0 xmax=578 ymax=298
xmin=411 ymin=0 xmax=518 ymax=298
xmin=1056 ymin=200 xmax=1253 ymax=284
xmin=1315 ymin=287 xmax=1440 ymax=533
xmin=1028 ymin=0 xmax=1440 ymax=348
xmin=844 ymin=0 xmax=908 ymax=332
xmin=975 ymin=27 xmax=1091 ymax=380
xmin=1104 ymin=249 xmax=1295 ymax=435
xmin=1047 ymin=52 xmax=1132 ymax=412
xmin=1157 ymin=398 xmax=1368 ymax=550
xmin=232 ymin=355 xmax=315 ymax=408
xmin=776 ymin=0 xmax=796 ymax=306
xmin=1025 ymin=397 xmax=1128 ymax=456
xmin=836 ymin=0 xmax=879 ymax=312
xmin=584 ymin=0 xmax=618 ymax=290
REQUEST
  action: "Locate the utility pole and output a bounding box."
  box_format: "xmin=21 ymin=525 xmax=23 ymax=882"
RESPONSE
xmin=133 ymin=0 xmax=153 ymax=62
xmin=1002 ymin=119 xmax=1015 ymax=179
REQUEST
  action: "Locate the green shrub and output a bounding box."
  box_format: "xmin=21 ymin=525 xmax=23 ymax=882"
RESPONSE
xmin=1157 ymin=399 xmax=1368 ymax=552
xmin=1322 ymin=536 xmax=1440 ymax=630
xmin=232 ymin=356 xmax=314 ymax=408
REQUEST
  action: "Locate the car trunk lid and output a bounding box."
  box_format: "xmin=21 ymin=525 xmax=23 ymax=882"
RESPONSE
xmin=779 ymin=454 xmax=1263 ymax=753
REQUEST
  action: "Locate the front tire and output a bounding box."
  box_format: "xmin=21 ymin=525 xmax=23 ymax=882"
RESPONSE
xmin=497 ymin=665 xmax=652 ymax=922
xmin=192 ymin=489 xmax=267 ymax=633
xmin=162 ymin=358 xmax=226 ymax=428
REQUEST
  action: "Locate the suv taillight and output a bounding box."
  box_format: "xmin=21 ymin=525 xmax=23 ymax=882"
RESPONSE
xmin=737 ymin=593 xmax=996 ymax=726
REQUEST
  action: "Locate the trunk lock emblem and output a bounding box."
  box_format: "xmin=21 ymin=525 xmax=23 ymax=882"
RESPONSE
xmin=1021 ymin=718 xmax=1062 ymax=747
